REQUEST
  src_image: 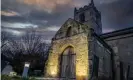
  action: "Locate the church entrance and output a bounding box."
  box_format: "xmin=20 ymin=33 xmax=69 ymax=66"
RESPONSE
xmin=60 ymin=46 xmax=76 ymax=79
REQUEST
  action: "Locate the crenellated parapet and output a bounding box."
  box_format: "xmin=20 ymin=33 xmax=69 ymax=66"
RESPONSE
xmin=74 ymin=5 xmax=92 ymax=14
xmin=74 ymin=0 xmax=100 ymax=17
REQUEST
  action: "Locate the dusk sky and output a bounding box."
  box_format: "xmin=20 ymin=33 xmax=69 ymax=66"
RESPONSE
xmin=1 ymin=0 xmax=133 ymax=43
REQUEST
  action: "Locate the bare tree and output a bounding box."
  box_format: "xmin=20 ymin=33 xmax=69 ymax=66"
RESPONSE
xmin=1 ymin=31 xmax=9 ymax=48
xmin=8 ymin=30 xmax=50 ymax=75
xmin=1 ymin=31 xmax=13 ymax=71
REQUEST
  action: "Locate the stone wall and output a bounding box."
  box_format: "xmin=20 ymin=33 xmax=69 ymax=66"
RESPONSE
xmin=104 ymin=33 xmax=133 ymax=79
xmin=89 ymin=35 xmax=112 ymax=79
xmin=45 ymin=33 xmax=89 ymax=80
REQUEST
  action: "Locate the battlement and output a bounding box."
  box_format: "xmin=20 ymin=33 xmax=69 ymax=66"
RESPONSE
xmin=74 ymin=1 xmax=100 ymax=15
xmin=75 ymin=4 xmax=93 ymax=13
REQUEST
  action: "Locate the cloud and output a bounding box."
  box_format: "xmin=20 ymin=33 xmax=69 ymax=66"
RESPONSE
xmin=102 ymin=28 xmax=115 ymax=33
xmin=42 ymin=40 xmax=51 ymax=43
xmin=18 ymin=0 xmax=74 ymax=13
xmin=1 ymin=10 xmax=20 ymax=16
xmin=2 ymin=28 xmax=25 ymax=36
xmin=2 ymin=21 xmax=38 ymax=28
xmin=1 ymin=24 xmax=59 ymax=41
xmin=1 ymin=0 xmax=74 ymax=27
xmin=98 ymin=0 xmax=133 ymax=31
xmin=46 ymin=26 xmax=60 ymax=31
xmin=99 ymin=0 xmax=118 ymax=4
xmin=27 ymin=26 xmax=60 ymax=32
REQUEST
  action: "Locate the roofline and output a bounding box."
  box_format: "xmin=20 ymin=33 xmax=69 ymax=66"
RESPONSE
xmin=92 ymin=32 xmax=114 ymax=53
xmin=100 ymin=27 xmax=133 ymax=39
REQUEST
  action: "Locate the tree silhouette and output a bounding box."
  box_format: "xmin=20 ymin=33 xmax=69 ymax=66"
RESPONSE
xmin=1 ymin=31 xmax=13 ymax=71
xmin=2 ymin=30 xmax=50 ymax=75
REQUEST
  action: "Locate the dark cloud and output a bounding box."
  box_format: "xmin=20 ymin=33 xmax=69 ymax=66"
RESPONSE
xmin=1 ymin=0 xmax=133 ymax=41
xmin=97 ymin=0 xmax=133 ymax=31
xmin=1 ymin=16 xmax=26 ymax=22
xmin=1 ymin=0 xmax=74 ymax=27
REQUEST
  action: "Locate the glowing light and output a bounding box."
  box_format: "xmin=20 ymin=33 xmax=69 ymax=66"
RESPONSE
xmin=76 ymin=66 xmax=88 ymax=76
xmin=46 ymin=53 xmax=59 ymax=77
xmin=50 ymin=67 xmax=58 ymax=76
xmin=47 ymin=65 xmax=58 ymax=77
xmin=25 ymin=64 xmax=30 ymax=67
xmin=24 ymin=63 xmax=30 ymax=67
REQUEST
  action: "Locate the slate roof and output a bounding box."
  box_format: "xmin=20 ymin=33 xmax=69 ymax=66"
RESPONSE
xmin=100 ymin=27 xmax=133 ymax=39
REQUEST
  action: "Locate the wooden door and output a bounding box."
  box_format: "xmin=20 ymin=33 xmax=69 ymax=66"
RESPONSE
xmin=60 ymin=47 xmax=76 ymax=79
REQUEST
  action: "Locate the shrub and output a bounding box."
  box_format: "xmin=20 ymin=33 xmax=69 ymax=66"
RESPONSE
xmin=1 ymin=75 xmax=11 ymax=80
xmin=1 ymin=74 xmax=37 ymax=80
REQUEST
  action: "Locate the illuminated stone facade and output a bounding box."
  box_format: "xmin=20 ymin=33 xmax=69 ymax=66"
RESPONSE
xmin=45 ymin=19 xmax=90 ymax=80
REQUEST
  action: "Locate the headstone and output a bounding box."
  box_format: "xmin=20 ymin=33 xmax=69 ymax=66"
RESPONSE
xmin=22 ymin=62 xmax=30 ymax=78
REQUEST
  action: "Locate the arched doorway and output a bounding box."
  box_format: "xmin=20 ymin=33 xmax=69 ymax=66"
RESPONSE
xmin=60 ymin=46 xmax=76 ymax=79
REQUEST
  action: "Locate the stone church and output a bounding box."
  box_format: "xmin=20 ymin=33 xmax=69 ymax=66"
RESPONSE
xmin=45 ymin=0 xmax=133 ymax=80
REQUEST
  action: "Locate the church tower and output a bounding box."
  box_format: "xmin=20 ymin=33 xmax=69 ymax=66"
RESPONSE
xmin=74 ymin=0 xmax=102 ymax=34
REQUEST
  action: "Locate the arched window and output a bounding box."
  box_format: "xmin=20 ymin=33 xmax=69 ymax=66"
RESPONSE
xmin=66 ymin=26 xmax=72 ymax=37
xmin=79 ymin=13 xmax=85 ymax=22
